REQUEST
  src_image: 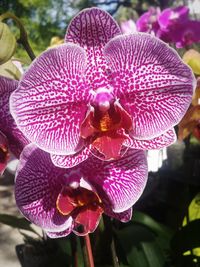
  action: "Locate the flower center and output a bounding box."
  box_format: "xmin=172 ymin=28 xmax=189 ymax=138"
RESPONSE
xmin=56 ymin=186 xmax=102 ymax=216
xmin=80 ymin=88 xmax=133 ymax=160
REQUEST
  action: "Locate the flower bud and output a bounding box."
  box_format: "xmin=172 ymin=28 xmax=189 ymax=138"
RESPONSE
xmin=0 ymin=22 xmax=16 ymax=65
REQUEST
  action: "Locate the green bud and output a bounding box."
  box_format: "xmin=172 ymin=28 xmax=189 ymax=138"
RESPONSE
xmin=0 ymin=22 xmax=16 ymax=65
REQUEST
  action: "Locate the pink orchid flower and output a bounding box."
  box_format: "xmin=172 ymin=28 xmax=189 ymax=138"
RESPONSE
xmin=15 ymin=144 xmax=147 ymax=238
xmin=0 ymin=131 xmax=9 ymax=174
xmin=10 ymin=8 xmax=195 ymax=169
xmin=0 ymin=76 xmax=29 ymax=170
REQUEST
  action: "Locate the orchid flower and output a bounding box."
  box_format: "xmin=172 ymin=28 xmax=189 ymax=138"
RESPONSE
xmin=136 ymin=7 xmax=160 ymax=34
xmin=15 ymin=144 xmax=147 ymax=238
xmin=0 ymin=76 xmax=29 ymax=169
xmin=10 ymin=8 xmax=195 ymax=169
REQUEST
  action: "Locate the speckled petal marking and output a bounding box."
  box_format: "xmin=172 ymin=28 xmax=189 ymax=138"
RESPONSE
xmin=10 ymin=44 xmax=90 ymax=155
xmin=15 ymin=144 xmax=72 ymax=232
xmin=51 ymin=146 xmax=91 ymax=168
xmin=81 ymin=149 xmax=148 ymax=212
xmin=124 ymin=128 xmax=176 ymax=149
xmin=0 ymin=76 xmax=29 ymax=157
xmin=105 ymin=207 xmax=132 ymax=222
xmin=104 ymin=33 xmax=195 ymax=139
xmin=66 ymin=7 xmax=121 ymax=89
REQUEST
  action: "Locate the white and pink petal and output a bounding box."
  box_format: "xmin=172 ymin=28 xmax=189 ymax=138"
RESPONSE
xmin=124 ymin=128 xmax=176 ymax=150
xmin=104 ymin=33 xmax=195 ymax=139
xmin=15 ymin=144 xmax=71 ymax=232
xmin=51 ymin=146 xmax=91 ymax=168
xmin=66 ymin=7 xmax=121 ymax=89
xmin=10 ymin=44 xmax=90 ymax=155
xmin=81 ymin=149 xmax=148 ymax=213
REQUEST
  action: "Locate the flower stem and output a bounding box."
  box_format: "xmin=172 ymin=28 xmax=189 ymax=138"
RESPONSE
xmin=81 ymin=234 xmax=94 ymax=267
xmin=0 ymin=12 xmax=36 ymax=61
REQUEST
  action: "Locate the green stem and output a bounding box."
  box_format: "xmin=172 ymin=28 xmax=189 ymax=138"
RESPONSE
xmin=0 ymin=12 xmax=36 ymax=61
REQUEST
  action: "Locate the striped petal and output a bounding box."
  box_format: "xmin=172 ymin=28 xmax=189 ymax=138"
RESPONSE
xmin=124 ymin=128 xmax=176 ymax=150
xmin=104 ymin=33 xmax=195 ymax=140
xmin=81 ymin=149 xmax=148 ymax=212
xmin=105 ymin=207 xmax=132 ymax=222
xmin=66 ymin=7 xmax=121 ymax=89
xmin=51 ymin=146 xmax=91 ymax=168
xmin=15 ymin=144 xmax=72 ymax=232
xmin=10 ymin=44 xmax=90 ymax=155
xmin=0 ymin=76 xmax=29 ymax=157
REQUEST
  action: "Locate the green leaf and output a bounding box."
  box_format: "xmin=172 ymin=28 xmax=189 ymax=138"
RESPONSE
xmin=114 ymin=211 xmax=172 ymax=267
xmin=171 ymin=219 xmax=200 ymax=255
xmin=132 ymin=211 xmax=173 ymax=238
xmin=0 ymin=213 xmax=38 ymax=234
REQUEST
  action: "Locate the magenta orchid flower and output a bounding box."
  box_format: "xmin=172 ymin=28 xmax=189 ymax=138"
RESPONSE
xmin=10 ymin=8 xmax=195 ymax=169
xmin=157 ymin=6 xmax=200 ymax=47
xmin=0 ymin=76 xmax=29 ymax=167
xmin=15 ymin=144 xmax=147 ymax=237
xmin=136 ymin=7 xmax=160 ymax=34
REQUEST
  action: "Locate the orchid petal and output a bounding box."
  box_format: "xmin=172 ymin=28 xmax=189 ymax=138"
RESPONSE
xmin=66 ymin=7 xmax=121 ymax=89
xmin=105 ymin=207 xmax=132 ymax=222
xmin=124 ymin=128 xmax=176 ymax=150
xmin=104 ymin=33 xmax=195 ymax=139
xmin=15 ymin=144 xmax=72 ymax=232
xmin=51 ymin=146 xmax=91 ymax=168
xmin=0 ymin=76 xmax=29 ymax=157
xmin=73 ymin=205 xmax=103 ymax=236
xmin=81 ymin=149 xmax=148 ymax=212
xmin=46 ymin=225 xmax=72 ymax=238
xmin=10 ymin=44 xmax=90 ymax=155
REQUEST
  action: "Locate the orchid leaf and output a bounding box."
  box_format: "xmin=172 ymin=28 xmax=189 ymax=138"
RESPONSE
xmin=114 ymin=211 xmax=172 ymax=267
xmin=0 ymin=213 xmax=38 ymax=234
xmin=171 ymin=219 xmax=200 ymax=259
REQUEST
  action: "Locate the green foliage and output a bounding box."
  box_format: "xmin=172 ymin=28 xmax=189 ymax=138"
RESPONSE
xmin=0 ymin=0 xmax=91 ymax=58
xmin=114 ymin=211 xmax=173 ymax=267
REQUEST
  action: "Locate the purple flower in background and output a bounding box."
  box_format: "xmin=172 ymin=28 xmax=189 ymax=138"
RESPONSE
xmin=136 ymin=7 xmax=160 ymax=34
xmin=0 ymin=76 xmax=29 ymax=165
xmin=158 ymin=6 xmax=189 ymax=30
xmin=10 ymin=8 xmax=195 ymax=169
xmin=137 ymin=5 xmax=200 ymax=48
xmin=157 ymin=5 xmax=200 ymax=47
xmin=15 ymin=144 xmax=147 ymax=238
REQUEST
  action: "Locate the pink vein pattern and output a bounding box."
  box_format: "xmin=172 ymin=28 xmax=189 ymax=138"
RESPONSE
xmin=10 ymin=44 xmax=91 ymax=155
xmin=124 ymin=128 xmax=176 ymax=149
xmin=66 ymin=7 xmax=121 ymax=90
xmin=15 ymin=144 xmax=146 ymax=237
xmin=51 ymin=146 xmax=91 ymax=168
xmin=104 ymin=33 xmax=194 ymax=139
